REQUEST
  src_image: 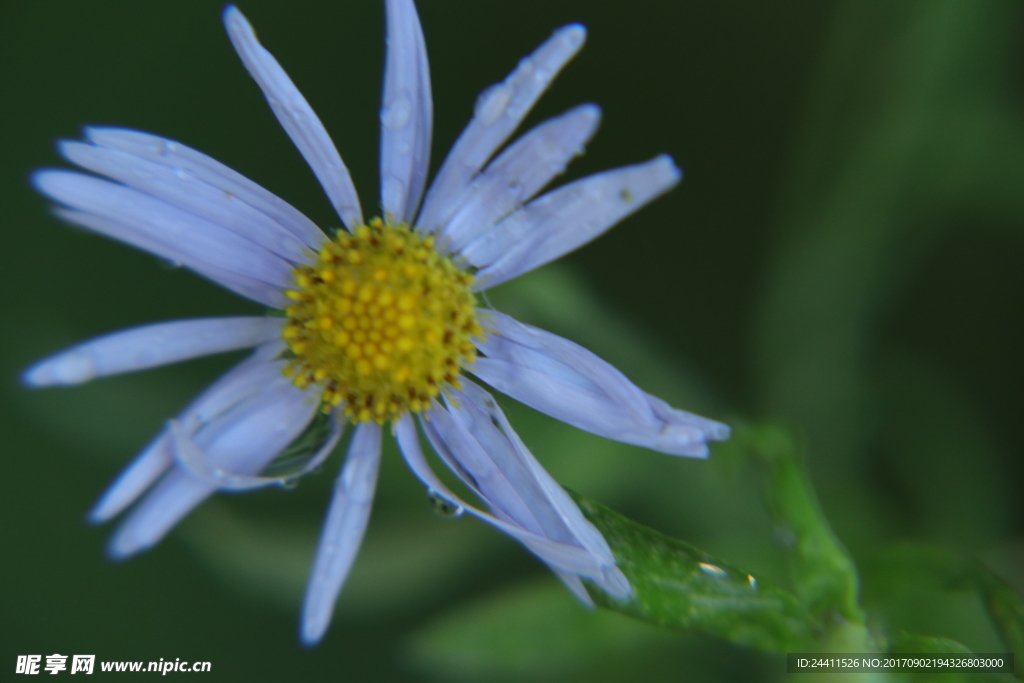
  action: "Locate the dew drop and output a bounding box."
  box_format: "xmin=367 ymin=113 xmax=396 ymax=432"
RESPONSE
xmin=381 ymin=94 xmax=412 ymax=130
xmin=747 ymin=574 xmax=758 ymax=590
xmin=382 ymin=174 xmax=406 ymax=214
xmin=474 ymin=83 xmax=513 ymax=126
xmin=428 ymin=490 xmax=464 ymax=518
xmin=698 ymin=562 xmax=728 ymax=578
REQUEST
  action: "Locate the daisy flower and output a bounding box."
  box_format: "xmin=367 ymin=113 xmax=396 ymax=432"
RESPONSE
xmin=25 ymin=1 xmax=729 ymax=645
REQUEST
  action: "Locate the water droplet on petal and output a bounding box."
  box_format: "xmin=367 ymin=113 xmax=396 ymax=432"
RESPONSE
xmin=474 ymin=83 xmax=513 ymax=126
xmin=382 ymin=174 xmax=406 ymax=214
xmin=698 ymin=562 xmax=727 ymax=578
xmin=381 ymin=94 xmax=412 ymax=130
xmin=428 ymin=490 xmax=464 ymax=518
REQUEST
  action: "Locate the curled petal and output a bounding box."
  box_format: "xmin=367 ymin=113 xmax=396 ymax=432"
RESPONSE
xmin=170 ymin=414 xmax=343 ymax=491
xmin=88 ymin=343 xmax=287 ymax=523
xmin=108 ymin=375 xmax=318 ymax=558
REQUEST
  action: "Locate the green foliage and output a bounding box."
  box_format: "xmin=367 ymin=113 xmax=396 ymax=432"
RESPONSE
xmin=569 ymin=490 xmax=819 ymax=652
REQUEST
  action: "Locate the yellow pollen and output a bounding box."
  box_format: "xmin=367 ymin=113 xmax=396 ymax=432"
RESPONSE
xmin=282 ymin=219 xmax=480 ymax=424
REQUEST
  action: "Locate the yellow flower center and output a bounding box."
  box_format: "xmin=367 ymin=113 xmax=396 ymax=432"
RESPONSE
xmin=282 ymin=218 xmax=481 ymax=423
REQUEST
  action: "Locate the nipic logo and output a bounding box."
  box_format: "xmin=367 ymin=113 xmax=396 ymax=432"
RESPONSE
xmin=16 ymin=655 xmax=95 ymax=675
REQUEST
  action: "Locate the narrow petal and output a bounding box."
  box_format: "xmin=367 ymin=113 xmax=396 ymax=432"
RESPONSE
xmin=88 ymin=432 xmax=172 ymax=523
xmin=223 ymin=6 xmax=363 ymax=229
xmin=419 ymin=400 xmax=626 ymax=596
xmin=301 ymin=422 xmax=382 ymax=645
xmin=465 ymin=155 xmax=682 ymax=288
xmin=109 ymin=376 xmax=317 ymax=558
xmin=86 ymin=127 xmax=325 ymax=249
xmin=50 ymin=209 xmax=288 ymax=308
xmin=35 ymin=171 xmax=294 ymax=290
xmin=23 ymin=317 xmax=280 ymax=387
xmin=472 ymin=311 xmax=730 ymax=457
xmin=88 ymin=343 xmax=286 ymax=522
xmin=395 ymin=414 xmax=606 ymax=579
xmin=380 ymin=0 xmax=432 ymax=224
xmin=60 ymin=140 xmax=311 ymax=263
xmin=439 ymin=104 xmax=600 ymax=255
xmin=451 ymin=381 xmax=618 ymax=564
xmin=416 ymin=24 xmax=587 ymax=232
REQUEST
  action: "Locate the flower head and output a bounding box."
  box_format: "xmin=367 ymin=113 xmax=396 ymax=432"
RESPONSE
xmin=25 ymin=0 xmax=729 ymax=645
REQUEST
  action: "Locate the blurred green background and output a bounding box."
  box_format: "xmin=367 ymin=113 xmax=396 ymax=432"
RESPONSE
xmin=1 ymin=0 xmax=1022 ymax=680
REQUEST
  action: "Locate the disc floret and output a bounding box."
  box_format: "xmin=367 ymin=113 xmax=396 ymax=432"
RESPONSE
xmin=283 ymin=218 xmax=481 ymax=423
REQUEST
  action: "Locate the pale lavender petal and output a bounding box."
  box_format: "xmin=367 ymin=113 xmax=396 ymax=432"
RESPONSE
xmin=452 ymin=381 xmax=618 ymax=564
xmin=224 ymin=6 xmax=363 ymax=229
xmin=554 ymin=569 xmax=595 ymax=607
xmin=109 ymin=376 xmax=318 ymax=558
xmin=421 ymin=398 xmax=542 ymax=534
xmin=34 ymin=171 xmax=294 ymax=290
xmin=88 ymin=343 xmax=286 ymax=522
xmin=395 ymin=414 xmax=605 ymax=578
xmin=439 ymin=104 xmax=600 ymax=255
xmin=23 ymin=317 xmax=281 ymax=387
xmin=60 ymin=140 xmax=311 ymax=263
xmin=86 ymin=127 xmax=325 ymax=249
xmin=380 ymin=0 xmax=432 ymax=224
xmin=50 ymin=208 xmax=288 ymax=308
xmin=89 ymin=432 xmax=172 ymax=524
xmin=466 ymin=155 xmax=681 ymax=288
xmin=416 ymin=24 xmax=587 ymax=232
xmin=301 ymin=422 xmax=382 ymax=645
xmin=171 ymin=414 xmax=343 ymax=491
xmin=449 ymin=383 xmax=629 ymax=598
xmin=473 ymin=311 xmax=730 ymax=457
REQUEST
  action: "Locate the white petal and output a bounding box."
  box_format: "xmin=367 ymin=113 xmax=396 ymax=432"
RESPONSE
xmin=60 ymin=140 xmax=311 ymax=263
xmin=35 ymin=171 xmax=294 ymax=290
xmin=23 ymin=317 xmax=281 ymax=387
xmin=88 ymin=343 xmax=286 ymax=522
xmin=52 ymin=208 xmax=288 ymax=308
xmin=380 ymin=0 xmax=432 ymax=224
xmin=439 ymin=104 xmax=600 ymax=255
xmin=301 ymin=422 xmax=382 ymax=645
xmin=109 ymin=377 xmax=318 ymax=558
xmin=395 ymin=414 xmax=605 ymax=579
xmin=473 ymin=311 xmax=730 ymax=457
xmin=466 ymin=155 xmax=681 ymax=288
xmin=223 ymin=6 xmax=363 ymax=229
xmin=86 ymin=127 xmax=325 ymax=249
xmin=416 ymin=24 xmax=587 ymax=232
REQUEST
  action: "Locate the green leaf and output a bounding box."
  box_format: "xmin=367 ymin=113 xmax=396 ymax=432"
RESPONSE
xmin=738 ymin=421 xmax=865 ymax=626
xmin=974 ymin=567 xmax=1024 ymax=680
xmin=568 ymin=490 xmax=819 ymax=652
